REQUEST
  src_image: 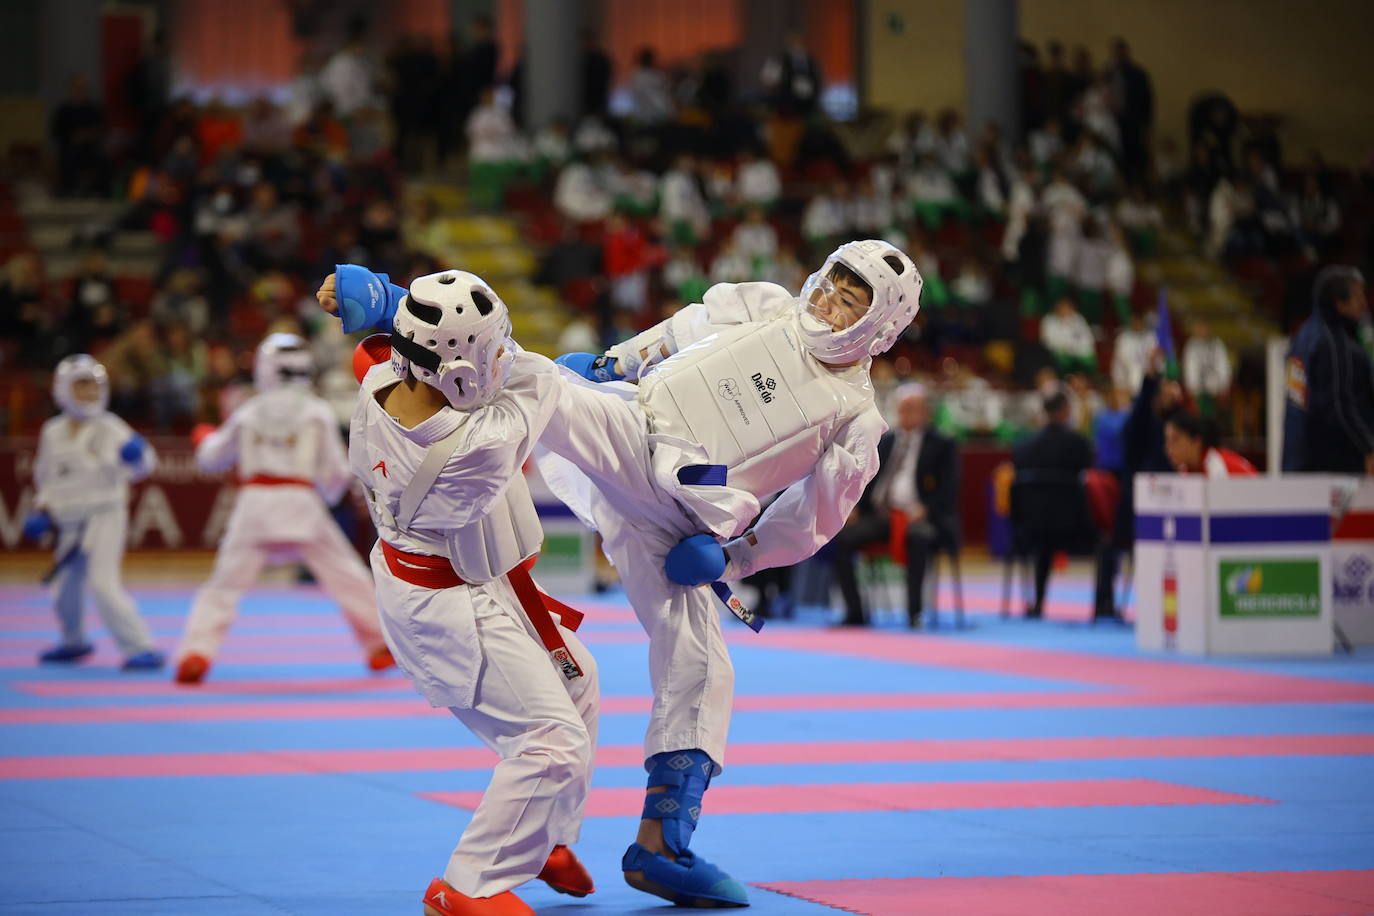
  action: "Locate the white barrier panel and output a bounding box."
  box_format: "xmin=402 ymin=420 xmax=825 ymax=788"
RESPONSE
xmin=1135 ymin=475 xmax=1333 ymax=656
xmin=1332 ymin=478 xmax=1374 ymax=646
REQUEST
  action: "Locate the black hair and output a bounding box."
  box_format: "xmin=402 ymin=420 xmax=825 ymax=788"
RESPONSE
xmin=827 ymin=262 xmax=873 ymax=303
xmin=1164 ymin=408 xmax=1219 ymax=449
xmin=1043 ymin=391 xmax=1069 ymax=416
xmin=1313 ymin=265 xmax=1363 ymax=313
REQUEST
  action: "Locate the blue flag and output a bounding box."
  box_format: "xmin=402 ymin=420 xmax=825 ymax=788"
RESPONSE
xmin=1156 ymin=287 xmax=1179 ymax=379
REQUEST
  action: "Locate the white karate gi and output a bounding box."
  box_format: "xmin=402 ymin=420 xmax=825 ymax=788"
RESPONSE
xmin=33 ymin=412 xmax=158 ymax=656
xmin=177 ymin=386 xmax=384 ymax=661
xmin=350 ymin=351 xmax=598 ymax=898
xmin=538 ymin=282 xmax=885 ymax=769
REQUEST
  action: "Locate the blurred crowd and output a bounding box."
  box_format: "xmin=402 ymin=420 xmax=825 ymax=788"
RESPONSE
xmin=2 ymin=19 xmax=1371 ymax=458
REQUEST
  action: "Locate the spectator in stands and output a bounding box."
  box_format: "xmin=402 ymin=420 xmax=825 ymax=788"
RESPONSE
xmin=1042 ymin=167 xmax=1087 ymax=301
xmin=403 ymin=197 xmax=448 ymax=260
xmin=801 ymin=179 xmax=852 ymax=255
xmin=66 ymin=246 xmax=122 ymax=354
xmin=466 ymin=87 xmax=522 ymax=209
xmin=1029 ymin=117 xmax=1065 ymax=173
xmin=150 ymin=268 xmax=210 ymax=337
xmin=628 ymin=47 xmax=675 ymax=125
xmin=708 ymin=237 xmax=751 ymax=284
xmin=1042 ymin=42 xmax=1073 ymax=125
xmin=735 ymin=146 xmax=782 ymax=210
xmin=149 ymin=320 xmax=205 ymax=430
xmin=1115 ymin=184 xmax=1162 ymax=256
xmin=950 ymin=256 xmax=993 ymax=308
xmin=830 ymin=384 xmax=959 ymax=628
xmin=1094 ymin=386 xmax=1131 ymax=475
xmin=732 ymin=207 xmax=778 ymax=273
xmin=1108 ymin=38 xmax=1154 ymax=183
xmin=973 ymin=144 xmax=1008 ymax=216
xmin=196 ymin=98 xmax=243 ymax=167
xmin=242 ymin=97 xmax=292 ymax=155
xmin=319 ymin=18 xmax=378 ymax=119
xmin=1041 ymin=297 xmax=1097 ymax=375
xmin=1104 ymin=223 xmax=1136 ymax=324
xmin=604 ymin=212 xmax=650 ymax=317
xmin=662 ymin=244 xmax=709 ymax=306
xmin=933 ymin=109 xmax=972 ymax=179
xmin=907 ymin=155 xmax=962 ymax=230
xmin=1291 ymin=173 xmax=1342 ymax=258
xmin=659 ymin=154 xmax=710 ymax=244
xmin=760 ymin=243 xmax=807 ymax=293
xmin=1 ymin=253 xmax=47 ymax=361
xmin=1013 ymin=389 xmax=1093 ymax=619
xmin=1182 ymin=319 xmax=1232 ymax=415
xmin=1073 ymin=216 xmax=1112 ymax=323
xmin=761 ymin=32 xmax=822 ymax=117
xmin=554 ymin=154 xmax=613 ymax=224
xmin=1112 ymin=310 xmax=1154 ymax=396
xmin=1164 ymin=408 xmax=1256 ymax=477
xmin=1282 ymin=266 xmax=1374 ymax=476
xmin=852 ymin=172 xmax=896 ymax=237
xmin=238 ymin=183 xmax=301 ymax=272
xmin=580 ymin=29 xmax=613 ymax=119
xmin=51 ymin=76 xmax=108 ymax=197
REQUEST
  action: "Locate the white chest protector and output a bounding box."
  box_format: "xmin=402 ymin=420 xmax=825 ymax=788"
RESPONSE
xmin=638 ymin=313 xmax=874 ymax=500
xmin=355 ymin=369 xmax=543 ymax=584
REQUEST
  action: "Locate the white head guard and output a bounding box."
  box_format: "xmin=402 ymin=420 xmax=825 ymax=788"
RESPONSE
xmin=390 ymin=270 xmax=514 ymax=410
xmin=797 ymin=239 xmax=923 ymax=363
xmin=53 ymin=354 xmax=110 ymax=420
xmin=254 ymin=332 xmax=315 ymax=391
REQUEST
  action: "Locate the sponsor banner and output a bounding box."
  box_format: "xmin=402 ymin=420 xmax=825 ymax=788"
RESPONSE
xmin=1217 ymin=558 xmax=1322 ymax=617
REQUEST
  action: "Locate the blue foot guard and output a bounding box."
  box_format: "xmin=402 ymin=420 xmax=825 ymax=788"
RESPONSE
xmin=622 ymin=750 xmax=749 ymax=908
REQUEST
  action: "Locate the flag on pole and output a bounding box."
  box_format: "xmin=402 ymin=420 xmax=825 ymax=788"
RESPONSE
xmin=1156 ymin=286 xmax=1179 ymax=379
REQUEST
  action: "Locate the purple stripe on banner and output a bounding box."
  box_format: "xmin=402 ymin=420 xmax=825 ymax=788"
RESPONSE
xmin=1134 ymin=514 xmax=1204 ymax=542
xmin=1210 ymin=514 xmax=1328 ymax=544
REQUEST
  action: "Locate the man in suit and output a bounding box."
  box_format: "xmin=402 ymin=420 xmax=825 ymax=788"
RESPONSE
xmin=831 ymin=384 xmax=960 ymax=627
xmin=1013 ymin=389 xmax=1094 ymax=618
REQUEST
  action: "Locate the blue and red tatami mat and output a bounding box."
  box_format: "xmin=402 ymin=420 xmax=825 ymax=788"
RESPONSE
xmin=2 ymin=577 xmax=1373 ymax=915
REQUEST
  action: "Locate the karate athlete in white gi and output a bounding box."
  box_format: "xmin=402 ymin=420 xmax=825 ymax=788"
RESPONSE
xmin=173 ymin=332 xmax=391 ymax=684
xmin=544 ymin=240 xmax=923 ymax=907
xmin=318 ymin=268 xmax=599 ymax=916
xmin=23 ymin=355 xmax=164 ymax=670
xmin=22 ymin=357 xmax=162 ymax=667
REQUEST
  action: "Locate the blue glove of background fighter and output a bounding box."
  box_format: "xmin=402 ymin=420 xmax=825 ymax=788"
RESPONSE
xmin=119 ymin=434 xmax=146 ymax=465
xmin=664 ymin=534 xmax=727 ymax=586
xmin=22 ymin=511 xmax=51 ymax=541
xmin=555 ymin=352 xmax=626 ymax=383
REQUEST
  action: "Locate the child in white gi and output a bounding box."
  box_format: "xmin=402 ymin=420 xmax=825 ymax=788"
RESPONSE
xmin=23 ymin=354 xmax=163 ymax=670
xmin=542 ymin=240 xmax=923 ymax=907
xmin=319 ymin=267 xmax=599 ymax=916
xmin=173 ymin=332 xmax=391 ymax=684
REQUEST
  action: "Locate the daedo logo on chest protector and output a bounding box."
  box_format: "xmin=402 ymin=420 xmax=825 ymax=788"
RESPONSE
xmin=750 ymin=373 xmax=777 ymax=404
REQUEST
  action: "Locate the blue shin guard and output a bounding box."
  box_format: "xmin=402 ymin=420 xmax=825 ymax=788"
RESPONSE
xmin=622 ymin=750 xmax=749 ymax=907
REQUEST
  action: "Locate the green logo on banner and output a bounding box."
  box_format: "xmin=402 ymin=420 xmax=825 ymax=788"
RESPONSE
xmin=1218 ymin=559 xmax=1321 ymax=617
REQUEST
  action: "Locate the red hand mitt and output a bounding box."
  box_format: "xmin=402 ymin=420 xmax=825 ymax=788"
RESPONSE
xmin=353 ymin=333 xmax=392 ymax=383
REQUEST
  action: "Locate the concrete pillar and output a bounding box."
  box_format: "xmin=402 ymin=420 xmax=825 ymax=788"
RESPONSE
xmin=963 ymin=0 xmax=1018 ymax=140
xmin=522 ymin=0 xmax=582 ymax=129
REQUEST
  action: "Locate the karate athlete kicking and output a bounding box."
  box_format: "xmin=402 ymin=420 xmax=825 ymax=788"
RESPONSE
xmin=318 ymin=268 xmax=599 ymax=916
xmin=23 ymin=354 xmax=164 ymax=669
xmin=174 ymin=332 xmax=391 ymax=684
xmin=545 ymin=239 xmax=922 ymax=907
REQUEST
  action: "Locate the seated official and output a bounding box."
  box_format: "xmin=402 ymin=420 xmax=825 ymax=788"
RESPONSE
xmin=1012 ymin=389 xmax=1094 ymax=618
xmin=1164 ymin=408 xmax=1257 ymax=477
xmin=831 ymin=384 xmax=960 ymax=627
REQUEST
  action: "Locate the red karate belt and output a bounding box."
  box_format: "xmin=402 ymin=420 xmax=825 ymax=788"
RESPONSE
xmin=240 ymin=474 xmax=313 ymax=487
xmin=379 ymin=541 xmax=585 ymax=679
xmin=887 ymin=509 xmax=910 ymax=566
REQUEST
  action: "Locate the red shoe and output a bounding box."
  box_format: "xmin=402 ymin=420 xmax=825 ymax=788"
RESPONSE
xmin=422 ymin=879 xmax=533 ymax=916
xmin=175 ymin=653 xmax=210 ymax=685
xmin=368 ymin=645 xmax=396 ymax=671
xmin=539 ymin=844 xmax=595 ymax=897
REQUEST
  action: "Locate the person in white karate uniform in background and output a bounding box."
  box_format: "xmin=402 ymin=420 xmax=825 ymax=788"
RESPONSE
xmin=23 ymin=354 xmax=164 ymax=670
xmin=317 ymin=267 xmax=599 ymax=916
xmin=543 ymin=239 xmax=923 ymax=907
xmin=173 ymin=332 xmax=391 ymax=684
